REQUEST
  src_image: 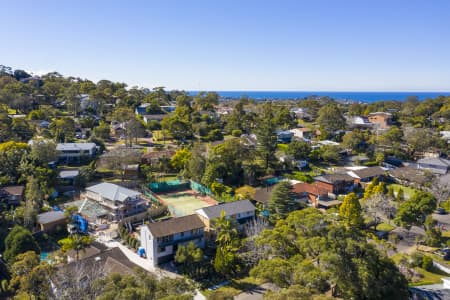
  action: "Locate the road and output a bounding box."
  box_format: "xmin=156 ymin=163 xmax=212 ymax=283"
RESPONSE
xmin=433 ymin=213 xmax=450 ymax=231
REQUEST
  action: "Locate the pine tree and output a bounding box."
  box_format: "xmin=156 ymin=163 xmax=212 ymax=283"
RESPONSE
xmin=255 ymin=102 xmax=277 ymax=171
xmin=268 ymin=181 xmax=296 ymax=223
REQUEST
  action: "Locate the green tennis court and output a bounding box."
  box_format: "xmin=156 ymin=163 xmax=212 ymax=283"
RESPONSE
xmin=157 ymin=190 xmax=218 ymax=217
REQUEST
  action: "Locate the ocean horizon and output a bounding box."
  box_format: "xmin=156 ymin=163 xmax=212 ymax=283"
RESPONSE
xmin=189 ymin=91 xmax=450 ymax=103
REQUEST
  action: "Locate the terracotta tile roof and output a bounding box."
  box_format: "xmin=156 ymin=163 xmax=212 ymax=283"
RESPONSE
xmin=147 ymin=214 xmax=204 ymax=238
xmin=292 ymin=183 xmax=328 ymax=196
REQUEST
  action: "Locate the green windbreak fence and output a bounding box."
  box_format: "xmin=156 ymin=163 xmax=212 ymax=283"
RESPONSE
xmin=148 ymin=179 xmax=213 ymax=196
xmin=149 ymin=179 xmax=190 ymax=193
xmin=190 ymin=180 xmax=213 ymax=196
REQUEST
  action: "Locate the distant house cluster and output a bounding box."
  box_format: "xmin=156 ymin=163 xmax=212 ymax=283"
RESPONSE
xmin=348 ymin=112 xmax=393 ymax=130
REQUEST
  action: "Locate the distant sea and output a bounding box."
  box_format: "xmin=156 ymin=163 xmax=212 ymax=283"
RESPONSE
xmin=189 ymin=91 xmax=450 ymax=103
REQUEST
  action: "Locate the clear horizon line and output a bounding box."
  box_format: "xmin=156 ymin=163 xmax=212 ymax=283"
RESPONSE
xmin=185 ymin=89 xmax=450 ymax=93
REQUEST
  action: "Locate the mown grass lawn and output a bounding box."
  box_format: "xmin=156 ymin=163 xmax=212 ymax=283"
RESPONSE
xmin=409 ymin=266 xmax=447 ymax=286
xmin=277 ymin=143 xmax=289 ymax=153
xmin=391 ymin=253 xmax=448 ymax=286
xmin=389 ymin=184 xmax=418 ymax=200
xmin=376 ymin=222 xmax=396 ymax=231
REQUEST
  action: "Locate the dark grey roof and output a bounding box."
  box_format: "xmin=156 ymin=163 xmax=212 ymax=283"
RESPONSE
xmin=352 ymin=166 xmax=386 ymax=179
xmin=388 ymin=167 xmax=431 ymax=185
xmin=253 ymin=185 xmax=276 ymax=204
xmin=314 ymin=173 xmax=355 ymax=184
xmin=147 ymin=214 xmax=204 ymax=238
xmin=37 ymin=211 xmax=66 ymax=224
xmin=196 ymin=200 xmax=255 ymax=219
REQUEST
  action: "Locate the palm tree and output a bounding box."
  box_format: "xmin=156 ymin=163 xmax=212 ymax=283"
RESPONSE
xmin=58 ymin=234 xmax=92 ymax=261
xmin=213 ymin=210 xmax=239 ymax=245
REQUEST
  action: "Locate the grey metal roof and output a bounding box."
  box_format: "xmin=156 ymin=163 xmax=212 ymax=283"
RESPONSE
xmin=37 ymin=211 xmax=66 ymax=224
xmin=86 ymin=182 xmax=141 ymax=202
xmin=196 ymin=200 xmax=255 ymax=219
xmin=57 ymin=143 xmax=96 ymax=151
xmin=417 ymin=157 xmax=450 ymax=167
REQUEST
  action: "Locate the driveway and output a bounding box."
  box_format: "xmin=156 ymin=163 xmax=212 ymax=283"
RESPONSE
xmin=234 ymin=283 xmax=279 ymax=300
xmin=391 ymin=226 xmax=425 ymax=254
xmin=433 ymin=213 xmax=450 ymax=231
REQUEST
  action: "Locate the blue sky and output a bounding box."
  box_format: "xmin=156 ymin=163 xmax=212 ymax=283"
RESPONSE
xmin=1 ymin=0 xmax=450 ymax=91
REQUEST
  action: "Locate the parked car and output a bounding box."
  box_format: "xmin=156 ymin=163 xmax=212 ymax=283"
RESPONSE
xmin=436 ymin=208 xmax=447 ymax=215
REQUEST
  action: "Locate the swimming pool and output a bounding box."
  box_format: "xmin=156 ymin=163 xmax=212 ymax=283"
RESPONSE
xmin=40 ymin=252 xmax=49 ymax=261
xmin=264 ymin=177 xmax=282 ymax=186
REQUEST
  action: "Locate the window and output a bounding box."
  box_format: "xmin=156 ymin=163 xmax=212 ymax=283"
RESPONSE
xmin=158 ymin=246 xmax=166 ymax=253
xmin=159 ymin=235 xmax=173 ymax=243
xmin=191 ymin=228 xmax=201 ymax=235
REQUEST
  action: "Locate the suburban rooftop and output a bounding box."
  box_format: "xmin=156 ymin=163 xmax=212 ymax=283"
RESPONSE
xmin=146 ymin=214 xmax=204 ymax=238
xmin=195 ymin=199 xmax=255 ymax=219
xmin=86 ymin=182 xmax=141 ymax=202
xmin=56 ymin=142 xmax=97 ymax=151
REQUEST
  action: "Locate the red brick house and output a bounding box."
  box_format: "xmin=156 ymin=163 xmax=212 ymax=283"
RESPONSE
xmin=292 ymin=182 xmax=329 ymax=207
xmin=314 ymin=173 xmax=355 ymax=195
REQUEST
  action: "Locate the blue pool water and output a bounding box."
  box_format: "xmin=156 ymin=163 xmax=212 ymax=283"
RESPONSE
xmin=40 ymin=252 xmax=48 ymax=261
xmin=264 ymin=177 xmax=281 ymax=186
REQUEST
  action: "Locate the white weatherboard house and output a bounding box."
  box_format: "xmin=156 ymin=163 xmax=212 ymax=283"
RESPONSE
xmin=84 ymin=183 xmax=147 ymax=221
xmin=140 ymin=214 xmax=205 ymax=267
xmin=57 ymin=142 xmax=97 ymax=164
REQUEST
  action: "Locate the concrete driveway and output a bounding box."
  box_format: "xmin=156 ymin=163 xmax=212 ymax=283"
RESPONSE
xmin=234 ymin=283 xmax=279 ymax=300
xmin=433 ymin=212 xmax=450 ymax=232
xmin=391 ymin=226 xmax=425 ymax=254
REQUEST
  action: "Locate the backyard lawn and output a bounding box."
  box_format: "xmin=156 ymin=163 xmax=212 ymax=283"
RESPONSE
xmin=376 ymin=222 xmax=396 ymax=231
xmin=389 ymin=184 xmax=419 ymax=200
xmin=391 ymin=253 xmax=448 ymax=286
